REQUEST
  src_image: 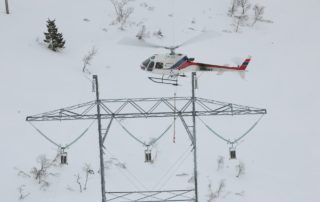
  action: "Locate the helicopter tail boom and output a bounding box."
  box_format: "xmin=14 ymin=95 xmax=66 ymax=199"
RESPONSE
xmin=180 ymin=56 xmax=251 ymax=72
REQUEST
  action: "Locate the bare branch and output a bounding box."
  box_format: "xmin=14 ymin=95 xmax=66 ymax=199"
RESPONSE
xmin=76 ymin=174 xmax=83 ymax=192
xmin=83 ymin=163 xmax=94 ymax=190
xmin=233 ymin=14 xmax=248 ymax=32
xmin=216 ymin=179 xmax=225 ymax=197
xmin=252 ymin=4 xmax=265 ymax=26
xmin=82 ymin=47 xmax=98 ymax=73
xmin=217 ymin=156 xmax=224 ymax=171
xmin=228 ymin=0 xmax=238 ymax=17
xmin=236 ymin=161 xmax=245 ymax=177
xmin=18 ymin=185 xmax=30 ymax=200
xmin=207 ymin=182 xmax=216 ymax=202
xmin=237 ymin=0 xmax=251 ymax=15
xmin=5 ymin=0 xmax=10 ymax=14
xmin=15 ymin=167 xmax=31 ymax=178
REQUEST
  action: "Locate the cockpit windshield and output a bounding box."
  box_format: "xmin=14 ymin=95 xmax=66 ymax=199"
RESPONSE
xmin=142 ymin=58 xmax=150 ymax=67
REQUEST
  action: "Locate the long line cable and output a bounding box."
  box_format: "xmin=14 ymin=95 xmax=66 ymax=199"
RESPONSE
xmin=233 ymin=115 xmax=264 ymax=143
xmin=149 ymin=123 xmax=174 ymax=146
xmin=29 ymin=122 xmax=60 ymax=147
xmin=64 ymin=120 xmax=96 ymax=149
xmin=115 ymin=119 xmax=147 ymax=146
xmin=28 ymin=120 xmax=96 ymax=149
xmin=197 ymin=114 xmax=264 ymax=145
xmin=115 ymin=118 xmax=174 ymax=147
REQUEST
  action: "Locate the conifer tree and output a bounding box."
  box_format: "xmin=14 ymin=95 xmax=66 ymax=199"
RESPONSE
xmin=44 ymin=19 xmax=65 ymax=51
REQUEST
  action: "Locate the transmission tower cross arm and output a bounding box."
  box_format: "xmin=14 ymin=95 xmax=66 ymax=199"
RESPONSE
xmin=26 ymin=97 xmax=266 ymax=122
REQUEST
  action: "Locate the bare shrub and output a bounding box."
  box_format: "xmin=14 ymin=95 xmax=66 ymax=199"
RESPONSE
xmin=29 ymin=155 xmax=58 ymax=190
xmin=153 ymin=29 xmax=164 ymax=38
xmin=136 ymin=25 xmax=147 ymax=40
xmin=73 ymin=163 xmax=95 ymax=192
xmin=207 ymin=179 xmax=226 ymax=201
xmin=30 ymin=155 xmax=52 ymax=185
xmin=217 ymin=156 xmax=224 ymax=171
xmin=110 ymin=0 xmax=134 ymax=30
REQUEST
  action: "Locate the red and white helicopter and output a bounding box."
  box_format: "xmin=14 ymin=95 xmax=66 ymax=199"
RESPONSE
xmin=120 ymin=33 xmax=251 ymax=85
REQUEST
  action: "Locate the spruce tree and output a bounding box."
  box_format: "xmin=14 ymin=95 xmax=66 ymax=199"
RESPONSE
xmin=44 ymin=19 xmax=65 ymax=51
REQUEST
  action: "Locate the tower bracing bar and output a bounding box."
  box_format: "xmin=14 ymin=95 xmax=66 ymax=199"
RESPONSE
xmin=26 ymin=97 xmax=266 ymax=121
xmin=105 ymin=189 xmax=195 ymax=202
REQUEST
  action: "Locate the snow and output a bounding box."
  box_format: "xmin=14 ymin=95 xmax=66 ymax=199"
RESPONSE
xmin=1 ymin=0 xmax=320 ymax=201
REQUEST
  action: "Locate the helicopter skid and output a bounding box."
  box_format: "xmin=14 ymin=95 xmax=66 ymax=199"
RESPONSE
xmin=148 ymin=76 xmax=178 ymax=86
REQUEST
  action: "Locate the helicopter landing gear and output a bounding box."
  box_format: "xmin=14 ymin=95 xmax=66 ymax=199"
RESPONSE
xmin=148 ymin=76 xmax=178 ymax=86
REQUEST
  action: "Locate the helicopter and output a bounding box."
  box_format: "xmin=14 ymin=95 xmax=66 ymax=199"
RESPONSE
xmin=120 ymin=33 xmax=251 ymax=85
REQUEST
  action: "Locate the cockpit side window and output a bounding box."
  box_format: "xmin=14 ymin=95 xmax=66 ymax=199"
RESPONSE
xmin=155 ymin=62 xmax=163 ymax=69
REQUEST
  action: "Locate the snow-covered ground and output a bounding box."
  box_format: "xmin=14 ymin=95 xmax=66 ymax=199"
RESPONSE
xmin=1 ymin=0 xmax=320 ymax=201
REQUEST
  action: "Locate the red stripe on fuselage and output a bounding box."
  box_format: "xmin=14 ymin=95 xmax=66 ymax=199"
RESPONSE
xmin=178 ymin=61 xmax=242 ymax=71
xmin=177 ymin=61 xmax=193 ymax=70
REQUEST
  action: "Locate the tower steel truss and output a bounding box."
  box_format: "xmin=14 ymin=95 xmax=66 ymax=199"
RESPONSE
xmin=26 ymin=97 xmax=266 ymax=121
xmin=106 ymin=189 xmax=195 ymax=202
xmin=26 ymin=74 xmax=266 ymax=202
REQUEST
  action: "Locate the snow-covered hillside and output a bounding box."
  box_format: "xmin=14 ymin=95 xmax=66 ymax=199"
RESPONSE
xmin=1 ymin=0 xmax=320 ymax=201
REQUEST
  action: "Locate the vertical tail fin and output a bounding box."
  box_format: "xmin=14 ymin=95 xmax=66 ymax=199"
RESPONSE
xmin=238 ymin=56 xmax=251 ymax=70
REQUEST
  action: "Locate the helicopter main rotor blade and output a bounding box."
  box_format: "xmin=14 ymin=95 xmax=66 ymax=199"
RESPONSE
xmin=118 ymin=37 xmax=165 ymax=49
xmin=178 ymin=31 xmax=220 ymax=48
xmin=119 ymin=31 xmax=220 ymax=54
